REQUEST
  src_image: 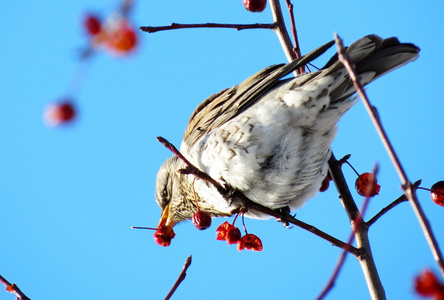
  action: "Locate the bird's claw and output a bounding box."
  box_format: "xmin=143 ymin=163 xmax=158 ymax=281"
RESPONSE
xmin=275 ymin=206 xmax=294 ymax=229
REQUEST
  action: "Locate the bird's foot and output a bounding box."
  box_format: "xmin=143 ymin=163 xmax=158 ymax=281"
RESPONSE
xmin=275 ymin=206 xmax=294 ymax=229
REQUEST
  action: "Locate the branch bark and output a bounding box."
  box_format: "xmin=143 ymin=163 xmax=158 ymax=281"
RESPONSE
xmin=317 ymin=166 xmax=378 ymax=300
xmin=334 ymin=33 xmax=444 ymax=276
xmin=329 ymin=154 xmax=386 ymax=299
xmin=366 ymin=180 xmax=421 ymax=227
xmin=140 ymin=22 xmax=275 ymax=33
xmin=164 ymin=255 xmax=192 ymax=300
xmin=0 ymin=274 xmax=31 ymax=300
xmin=268 ymin=0 xmax=298 ymax=76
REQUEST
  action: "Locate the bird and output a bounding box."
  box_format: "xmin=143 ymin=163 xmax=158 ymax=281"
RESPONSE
xmin=154 ymin=35 xmax=419 ymax=232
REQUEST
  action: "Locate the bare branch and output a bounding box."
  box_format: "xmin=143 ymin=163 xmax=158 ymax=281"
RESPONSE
xmin=0 ymin=274 xmax=31 ymax=300
xmin=334 ymin=32 xmax=444 ymax=276
xmin=366 ymin=180 xmax=422 ymax=227
xmin=317 ymin=166 xmax=379 ymax=300
xmin=164 ymin=255 xmax=192 ymax=300
xmin=283 ymin=0 xmax=304 ymax=74
xmin=140 ymin=22 xmax=275 ymax=33
xmin=329 ymin=154 xmax=386 ymax=299
xmin=268 ymin=0 xmax=297 ymax=64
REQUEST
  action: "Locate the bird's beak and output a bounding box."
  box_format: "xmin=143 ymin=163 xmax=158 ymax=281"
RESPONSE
xmin=153 ymin=203 xmax=177 ymax=247
xmin=157 ymin=202 xmax=177 ymax=229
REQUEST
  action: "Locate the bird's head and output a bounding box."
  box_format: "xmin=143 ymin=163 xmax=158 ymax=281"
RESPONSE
xmin=154 ymin=155 xmax=199 ymax=245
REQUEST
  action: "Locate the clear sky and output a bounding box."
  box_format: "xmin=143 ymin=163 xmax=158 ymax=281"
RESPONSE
xmin=2 ymin=1 xmax=444 ymax=299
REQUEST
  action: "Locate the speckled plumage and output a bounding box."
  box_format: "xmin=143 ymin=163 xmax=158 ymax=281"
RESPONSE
xmin=155 ymin=35 xmax=419 ymax=224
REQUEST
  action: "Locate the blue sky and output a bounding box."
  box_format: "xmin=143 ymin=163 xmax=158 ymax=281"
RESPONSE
xmin=1 ymin=1 xmax=444 ymax=299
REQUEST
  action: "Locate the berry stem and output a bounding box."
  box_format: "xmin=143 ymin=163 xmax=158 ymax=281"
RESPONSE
xmin=232 ymin=211 xmax=241 ymax=226
xmin=344 ymin=160 xmax=360 ymax=177
xmin=191 ymin=177 xmax=201 ymax=212
xmin=416 ymin=186 xmax=431 ymax=192
xmin=241 ymin=213 xmax=248 ymax=234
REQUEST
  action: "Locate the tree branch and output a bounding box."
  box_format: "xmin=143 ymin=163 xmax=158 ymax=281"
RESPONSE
xmin=329 ymin=153 xmax=386 ymax=299
xmin=164 ymin=255 xmax=192 ymax=300
xmin=334 ymin=32 xmax=444 ymax=276
xmin=283 ymin=0 xmax=304 ymax=74
xmin=0 ymin=274 xmax=31 ymax=300
xmin=268 ymin=0 xmax=297 ymax=64
xmin=317 ymin=166 xmax=379 ymax=300
xmin=366 ymin=180 xmax=422 ymax=227
xmin=140 ymin=22 xmax=275 ymax=33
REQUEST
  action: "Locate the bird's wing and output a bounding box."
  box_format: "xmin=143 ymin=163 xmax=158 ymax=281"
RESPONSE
xmin=182 ymin=40 xmax=335 ymax=147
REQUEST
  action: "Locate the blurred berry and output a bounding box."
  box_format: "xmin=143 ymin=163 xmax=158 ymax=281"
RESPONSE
xmin=44 ymin=101 xmax=76 ymax=127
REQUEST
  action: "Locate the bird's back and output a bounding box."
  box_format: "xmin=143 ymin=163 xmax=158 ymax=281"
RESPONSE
xmin=180 ymin=35 xmax=419 ymax=218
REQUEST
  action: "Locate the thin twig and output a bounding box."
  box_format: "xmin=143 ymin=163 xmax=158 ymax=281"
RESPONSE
xmin=268 ymin=0 xmax=297 ymax=65
xmin=367 ymin=180 xmax=422 ymax=227
xmin=283 ymin=0 xmax=299 ymax=57
xmin=164 ymin=255 xmax=192 ymax=300
xmin=283 ymin=0 xmax=304 ymax=74
xmin=157 ymin=136 xmax=360 ymax=256
xmin=334 ymin=33 xmax=444 ymax=276
xmin=0 ymin=274 xmax=31 ymax=300
xmin=317 ymin=166 xmax=379 ymax=300
xmin=140 ymin=22 xmax=275 ymax=33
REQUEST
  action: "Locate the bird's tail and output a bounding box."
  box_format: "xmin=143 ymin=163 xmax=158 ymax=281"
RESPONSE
xmin=320 ymin=35 xmax=420 ymax=102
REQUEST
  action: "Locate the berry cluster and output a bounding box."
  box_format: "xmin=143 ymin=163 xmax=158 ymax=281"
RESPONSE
xmin=83 ymin=14 xmax=137 ymax=56
xmin=152 ymin=209 xmax=263 ymax=251
xmin=217 ymin=221 xmax=263 ymax=251
xmin=44 ymin=1 xmax=138 ymax=128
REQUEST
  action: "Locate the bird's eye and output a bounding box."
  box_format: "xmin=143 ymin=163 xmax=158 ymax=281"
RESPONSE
xmin=162 ymin=186 xmax=169 ymax=199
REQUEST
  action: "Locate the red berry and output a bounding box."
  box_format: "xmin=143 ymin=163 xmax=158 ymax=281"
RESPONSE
xmin=431 ymin=181 xmax=444 ymax=206
xmin=415 ymin=269 xmax=444 ymax=297
xmin=216 ymin=221 xmax=242 ymax=244
xmin=153 ymin=225 xmax=175 ymax=247
xmin=84 ymin=14 xmax=101 ymax=35
xmin=44 ymin=101 xmax=76 ymax=127
xmin=226 ymin=226 xmax=242 ymax=245
xmin=107 ymin=19 xmax=137 ymax=54
xmin=192 ymin=211 xmax=212 ymax=230
xmin=237 ymin=233 xmax=263 ymax=251
xmin=243 ymin=0 xmax=267 ymax=12
xmin=216 ymin=221 xmax=232 ymax=241
xmin=319 ymin=173 xmax=332 ymax=192
xmin=355 ymin=172 xmax=380 ymax=197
